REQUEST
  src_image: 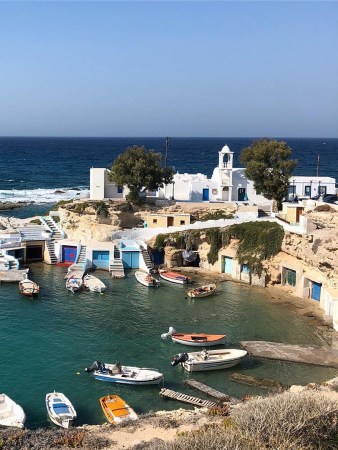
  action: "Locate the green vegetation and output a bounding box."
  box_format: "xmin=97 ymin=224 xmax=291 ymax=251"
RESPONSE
xmin=199 ymin=211 xmax=234 ymax=222
xmin=240 ymin=139 xmax=297 ymax=211
xmin=147 ymin=390 xmax=338 ymax=450
xmin=109 ymin=145 xmax=174 ymax=205
xmin=153 ymin=222 xmax=284 ymax=278
xmin=29 ymin=218 xmax=41 ymax=225
xmin=92 ymin=201 xmax=109 ymax=218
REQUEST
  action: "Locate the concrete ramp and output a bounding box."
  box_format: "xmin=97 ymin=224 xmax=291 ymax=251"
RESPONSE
xmin=240 ymin=340 xmax=338 ymax=368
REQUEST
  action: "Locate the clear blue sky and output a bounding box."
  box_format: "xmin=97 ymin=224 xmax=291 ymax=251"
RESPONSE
xmin=0 ymin=1 xmax=337 ymax=138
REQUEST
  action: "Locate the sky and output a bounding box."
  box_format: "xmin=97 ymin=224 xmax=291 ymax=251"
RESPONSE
xmin=0 ymin=1 xmax=337 ymax=138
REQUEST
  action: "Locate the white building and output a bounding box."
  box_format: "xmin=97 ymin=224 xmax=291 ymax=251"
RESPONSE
xmin=89 ymin=145 xmax=336 ymax=204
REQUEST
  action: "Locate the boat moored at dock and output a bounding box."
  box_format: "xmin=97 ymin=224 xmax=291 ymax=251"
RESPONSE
xmin=135 ymin=270 xmax=160 ymax=287
xmin=158 ymin=269 xmax=191 ymax=285
xmin=171 ymin=349 xmax=247 ymax=372
xmin=19 ymin=276 xmax=40 ymax=297
xmin=186 ymin=283 xmax=216 ymax=298
xmin=45 ymin=391 xmax=77 ymax=429
xmin=0 ymin=394 xmax=26 ymax=428
xmin=66 ymin=272 xmax=83 ymax=293
xmin=100 ymin=395 xmax=138 ymax=425
xmin=83 ymin=274 xmax=106 ymax=293
xmin=161 ymin=327 xmax=226 ymax=347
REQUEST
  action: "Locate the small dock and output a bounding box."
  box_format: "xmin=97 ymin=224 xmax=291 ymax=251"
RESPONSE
xmin=160 ymin=388 xmax=218 ymax=408
xmin=240 ymin=341 xmax=338 ymax=368
xmin=184 ymin=379 xmax=239 ymax=403
xmin=0 ymin=269 xmax=28 ymax=283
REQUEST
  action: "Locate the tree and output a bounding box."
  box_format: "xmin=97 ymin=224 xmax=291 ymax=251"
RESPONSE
xmin=240 ymin=139 xmax=297 ymax=211
xmin=110 ymin=145 xmax=174 ymax=205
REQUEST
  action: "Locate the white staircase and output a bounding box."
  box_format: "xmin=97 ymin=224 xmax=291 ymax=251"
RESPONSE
xmin=40 ymin=216 xmax=64 ymax=239
xmin=0 ymin=250 xmax=19 ymax=270
xmin=140 ymin=246 xmax=154 ymax=272
xmin=76 ymin=245 xmax=87 ymax=264
xmin=17 ymin=226 xmax=46 ymax=241
xmin=109 ymin=246 xmax=125 ymax=278
xmin=45 ymin=240 xmax=58 ymax=265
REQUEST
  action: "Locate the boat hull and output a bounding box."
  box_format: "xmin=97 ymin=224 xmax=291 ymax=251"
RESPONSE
xmin=0 ymin=394 xmax=26 ymax=428
xmin=177 ymin=349 xmax=247 ymax=372
xmin=100 ymin=395 xmax=138 ymax=425
xmin=159 ymin=271 xmax=191 ymax=285
xmin=171 ymin=335 xmax=226 ymax=347
xmin=187 ymin=284 xmax=216 ymax=298
xmin=182 ymin=355 xmax=246 ymax=372
xmin=94 ymin=372 xmax=163 ymax=385
xmin=45 ymin=392 xmax=77 ymax=429
xmin=135 ymin=271 xmax=159 ymax=287
xmin=91 ymin=363 xmax=164 ymax=385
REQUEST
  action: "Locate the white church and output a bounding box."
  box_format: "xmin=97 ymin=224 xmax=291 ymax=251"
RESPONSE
xmin=89 ymin=145 xmax=336 ymax=205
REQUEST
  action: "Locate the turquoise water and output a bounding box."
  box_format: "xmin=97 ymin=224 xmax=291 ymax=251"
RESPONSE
xmin=0 ymin=263 xmax=336 ymax=428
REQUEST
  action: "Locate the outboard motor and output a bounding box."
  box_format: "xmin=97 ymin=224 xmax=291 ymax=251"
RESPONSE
xmin=171 ymin=352 xmax=189 ymax=367
xmin=85 ymin=361 xmax=103 ymax=373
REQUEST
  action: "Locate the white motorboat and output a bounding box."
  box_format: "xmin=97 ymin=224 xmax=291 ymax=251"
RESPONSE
xmin=66 ymin=272 xmax=83 ymax=293
xmin=19 ymin=276 xmax=40 ymax=297
xmin=135 ymin=271 xmax=160 ymax=287
xmin=161 ymin=327 xmax=226 ymax=347
xmin=158 ymin=269 xmax=191 ymax=285
xmin=0 ymin=394 xmax=26 ymax=428
xmin=171 ymin=348 xmax=247 ymax=372
xmin=85 ymin=361 xmax=163 ymax=385
xmin=83 ymin=274 xmax=106 ymax=293
xmin=45 ymin=391 xmax=77 ymax=429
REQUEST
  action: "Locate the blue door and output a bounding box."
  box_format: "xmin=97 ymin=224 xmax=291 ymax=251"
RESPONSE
xmin=223 ymin=257 xmax=232 ymax=274
xmin=122 ymin=251 xmax=139 ymax=269
xmin=202 ymin=188 xmax=209 ymax=201
xmin=62 ymin=246 xmax=77 ymax=263
xmin=238 ymin=188 xmax=246 ymax=201
xmin=311 ymin=282 xmax=321 ymax=301
xmin=92 ymin=250 xmax=110 ymax=269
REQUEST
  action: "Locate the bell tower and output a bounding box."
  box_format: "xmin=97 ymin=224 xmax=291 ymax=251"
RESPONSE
xmin=218 ymin=145 xmax=234 ymax=201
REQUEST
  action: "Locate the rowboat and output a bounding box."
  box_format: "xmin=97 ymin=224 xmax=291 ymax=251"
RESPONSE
xmin=66 ymin=272 xmax=83 ymax=293
xmin=85 ymin=361 xmax=164 ymax=385
xmin=83 ymin=274 xmax=106 ymax=293
xmin=171 ymin=348 xmax=247 ymax=372
xmin=100 ymin=395 xmax=138 ymax=425
xmin=135 ymin=271 xmax=160 ymax=287
xmin=19 ymin=276 xmax=40 ymax=297
xmin=186 ymin=283 xmax=216 ymax=298
xmin=0 ymin=394 xmax=26 ymax=428
xmin=161 ymin=327 xmax=226 ymax=347
xmin=158 ymin=269 xmax=191 ymax=285
xmin=45 ymin=391 xmax=77 ymax=429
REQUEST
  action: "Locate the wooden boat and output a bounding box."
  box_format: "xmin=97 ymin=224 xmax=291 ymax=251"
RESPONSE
xmin=171 ymin=348 xmax=247 ymax=372
xmin=161 ymin=327 xmax=226 ymax=347
xmin=66 ymin=272 xmax=83 ymax=293
xmin=158 ymin=269 xmax=191 ymax=285
xmin=186 ymin=283 xmax=216 ymax=298
xmin=85 ymin=361 xmax=163 ymax=385
xmin=19 ymin=276 xmax=39 ymax=297
xmin=135 ymin=271 xmax=159 ymax=287
xmin=83 ymin=274 xmax=106 ymax=293
xmin=45 ymin=391 xmax=77 ymax=429
xmin=100 ymin=395 xmax=138 ymax=425
xmin=0 ymin=394 xmax=26 ymax=428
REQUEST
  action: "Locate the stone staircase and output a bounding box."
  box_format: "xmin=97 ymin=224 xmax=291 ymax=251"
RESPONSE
xmin=45 ymin=240 xmax=58 ymax=265
xmin=0 ymin=250 xmax=19 ymax=270
xmin=258 ymin=205 xmax=272 ymax=217
xmin=76 ymin=245 xmax=87 ymax=264
xmin=110 ymin=247 xmax=125 ymax=278
xmin=41 ymin=216 xmax=64 ymax=239
xmin=141 ymin=246 xmax=154 ymax=272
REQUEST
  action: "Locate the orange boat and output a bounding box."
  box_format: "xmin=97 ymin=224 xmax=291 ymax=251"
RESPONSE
xmin=100 ymin=395 xmax=138 ymax=425
xmin=161 ymin=327 xmax=226 ymax=347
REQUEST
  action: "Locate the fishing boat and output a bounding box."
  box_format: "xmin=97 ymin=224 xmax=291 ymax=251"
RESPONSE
xmin=19 ymin=276 xmax=40 ymax=297
xmin=100 ymin=395 xmax=138 ymax=425
xmin=0 ymin=394 xmax=26 ymax=428
xmin=161 ymin=327 xmax=226 ymax=347
xmin=83 ymin=274 xmax=106 ymax=293
xmin=186 ymin=283 xmax=216 ymax=298
xmin=45 ymin=391 xmax=77 ymax=429
xmin=66 ymin=272 xmax=83 ymax=293
xmin=171 ymin=348 xmax=247 ymax=372
xmin=135 ymin=270 xmax=160 ymax=287
xmin=85 ymin=361 xmax=163 ymax=385
xmin=158 ymin=269 xmax=191 ymax=285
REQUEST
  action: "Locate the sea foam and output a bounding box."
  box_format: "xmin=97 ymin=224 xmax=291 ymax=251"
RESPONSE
xmin=0 ymin=188 xmax=90 ymax=204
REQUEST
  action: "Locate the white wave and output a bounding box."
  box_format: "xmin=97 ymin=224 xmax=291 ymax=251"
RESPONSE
xmin=0 ymin=187 xmax=90 ymax=204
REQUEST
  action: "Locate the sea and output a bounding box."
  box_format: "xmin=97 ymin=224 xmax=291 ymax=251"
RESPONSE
xmin=0 ymin=137 xmax=337 ymax=429
xmin=0 ymin=137 xmax=337 ymax=218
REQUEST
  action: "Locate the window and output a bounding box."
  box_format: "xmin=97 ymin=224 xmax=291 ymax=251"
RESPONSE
xmin=117 ymin=186 xmax=123 ymax=194
xmin=241 ymin=264 xmax=250 ymax=274
xmin=180 ymin=220 xmax=185 ymax=225
xmin=153 ymin=219 xmax=157 ymax=224
xmin=319 ymin=186 xmax=327 ymax=195
xmin=304 ymin=185 xmax=311 ymax=197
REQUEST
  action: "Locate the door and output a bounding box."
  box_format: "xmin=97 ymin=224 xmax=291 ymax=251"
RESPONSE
xmin=223 ymin=257 xmax=232 ymax=274
xmin=122 ymin=251 xmax=139 ymax=269
xmin=62 ymin=246 xmax=77 ymax=263
xmin=238 ymin=188 xmax=246 ymax=201
xmin=311 ymin=282 xmax=321 ymax=301
xmin=167 ymin=217 xmax=174 ymax=227
xmin=284 ymin=268 xmax=296 ymax=287
xmin=202 ymin=188 xmax=209 ymax=201
xmin=26 ymin=246 xmax=43 ymax=261
xmin=92 ymin=250 xmax=110 ymax=269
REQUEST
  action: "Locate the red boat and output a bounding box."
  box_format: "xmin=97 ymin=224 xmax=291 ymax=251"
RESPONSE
xmin=158 ymin=269 xmax=191 ymax=285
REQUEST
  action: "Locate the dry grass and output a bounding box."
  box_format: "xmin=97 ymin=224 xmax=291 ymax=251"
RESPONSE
xmin=144 ymin=390 xmax=338 ymax=450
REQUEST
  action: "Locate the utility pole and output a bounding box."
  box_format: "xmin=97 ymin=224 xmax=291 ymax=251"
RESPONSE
xmin=164 ymin=137 xmax=170 ymax=168
xmin=316 ymin=154 xmax=320 ymax=177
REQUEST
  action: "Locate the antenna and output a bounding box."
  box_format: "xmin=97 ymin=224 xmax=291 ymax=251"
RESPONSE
xmin=316 ymin=154 xmax=320 ymax=177
xmin=164 ymin=137 xmax=170 ymax=168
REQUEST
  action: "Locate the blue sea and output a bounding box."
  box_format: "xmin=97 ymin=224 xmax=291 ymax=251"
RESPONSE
xmin=0 ymin=137 xmax=337 ymax=217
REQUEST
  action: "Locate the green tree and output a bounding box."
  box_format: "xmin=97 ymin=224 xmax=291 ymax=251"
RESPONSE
xmin=240 ymin=139 xmax=297 ymax=211
xmin=110 ymin=145 xmax=174 ymax=205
